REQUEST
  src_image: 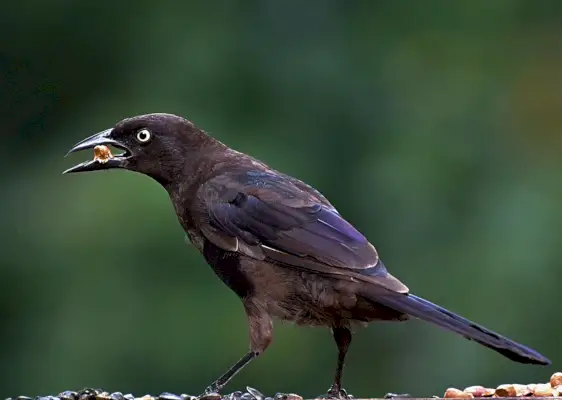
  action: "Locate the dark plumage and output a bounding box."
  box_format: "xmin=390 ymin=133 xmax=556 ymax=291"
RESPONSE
xmin=64 ymin=113 xmax=550 ymax=397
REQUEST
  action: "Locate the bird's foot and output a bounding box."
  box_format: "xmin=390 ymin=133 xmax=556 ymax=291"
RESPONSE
xmin=384 ymin=393 xmax=411 ymax=399
xmin=199 ymin=384 xmax=222 ymax=399
xmin=317 ymin=387 xmax=353 ymax=399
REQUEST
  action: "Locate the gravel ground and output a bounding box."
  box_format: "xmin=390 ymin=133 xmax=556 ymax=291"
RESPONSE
xmin=3 ymin=387 xmax=306 ymax=400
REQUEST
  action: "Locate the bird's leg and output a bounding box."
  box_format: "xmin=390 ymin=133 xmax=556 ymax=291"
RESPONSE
xmin=322 ymin=326 xmax=353 ymax=399
xmin=203 ymin=351 xmax=257 ymax=394
xmin=203 ymin=302 xmax=273 ymax=395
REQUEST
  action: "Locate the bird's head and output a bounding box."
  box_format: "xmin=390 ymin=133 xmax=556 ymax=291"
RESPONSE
xmin=63 ymin=113 xmax=215 ymax=186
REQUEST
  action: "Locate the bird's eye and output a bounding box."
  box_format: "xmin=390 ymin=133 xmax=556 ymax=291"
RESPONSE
xmin=136 ymin=129 xmax=152 ymax=143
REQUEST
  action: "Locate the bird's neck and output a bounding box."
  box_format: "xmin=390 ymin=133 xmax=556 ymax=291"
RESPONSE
xmin=148 ymin=132 xmax=224 ymax=190
xmin=158 ymin=138 xmax=228 ymax=205
xmin=160 ymin=142 xmax=260 ymax=233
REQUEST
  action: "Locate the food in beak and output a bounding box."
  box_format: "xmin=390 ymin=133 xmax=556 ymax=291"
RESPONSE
xmin=93 ymin=145 xmax=114 ymax=164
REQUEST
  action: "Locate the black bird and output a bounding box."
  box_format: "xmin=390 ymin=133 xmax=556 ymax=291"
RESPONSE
xmin=64 ymin=113 xmax=550 ymax=397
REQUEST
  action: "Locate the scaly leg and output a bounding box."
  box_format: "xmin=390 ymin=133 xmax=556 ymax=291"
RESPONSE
xmin=203 ymin=303 xmax=273 ymax=394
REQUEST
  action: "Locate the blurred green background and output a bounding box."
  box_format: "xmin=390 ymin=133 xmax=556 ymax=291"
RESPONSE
xmin=2 ymin=0 xmax=562 ymax=398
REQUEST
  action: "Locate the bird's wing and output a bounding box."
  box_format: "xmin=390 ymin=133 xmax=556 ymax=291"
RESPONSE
xmin=195 ymin=170 xmax=408 ymax=293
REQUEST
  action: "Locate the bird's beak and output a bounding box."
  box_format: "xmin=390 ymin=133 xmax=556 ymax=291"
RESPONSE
xmin=63 ymin=129 xmax=131 ymax=174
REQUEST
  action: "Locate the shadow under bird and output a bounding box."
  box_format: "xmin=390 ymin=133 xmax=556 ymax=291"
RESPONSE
xmin=63 ymin=113 xmax=550 ymax=397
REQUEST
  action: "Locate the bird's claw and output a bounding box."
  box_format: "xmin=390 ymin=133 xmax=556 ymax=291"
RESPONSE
xmin=317 ymin=387 xmax=353 ymax=399
xmin=200 ymin=385 xmax=221 ymax=398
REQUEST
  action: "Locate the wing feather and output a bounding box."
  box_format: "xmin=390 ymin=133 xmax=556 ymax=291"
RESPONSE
xmin=196 ymin=170 xmax=408 ymax=293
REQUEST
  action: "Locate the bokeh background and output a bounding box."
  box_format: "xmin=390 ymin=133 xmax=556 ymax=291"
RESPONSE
xmin=2 ymin=0 xmax=562 ymax=398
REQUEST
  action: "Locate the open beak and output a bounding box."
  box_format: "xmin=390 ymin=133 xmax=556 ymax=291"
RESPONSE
xmin=63 ymin=129 xmax=131 ymax=174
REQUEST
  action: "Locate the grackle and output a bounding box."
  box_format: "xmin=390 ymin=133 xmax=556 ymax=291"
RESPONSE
xmin=64 ymin=113 xmax=550 ymax=398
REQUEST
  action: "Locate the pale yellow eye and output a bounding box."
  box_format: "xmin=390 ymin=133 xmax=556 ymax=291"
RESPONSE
xmin=136 ymin=129 xmax=151 ymax=143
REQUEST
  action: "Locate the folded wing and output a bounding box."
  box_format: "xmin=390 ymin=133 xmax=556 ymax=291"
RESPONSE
xmin=196 ymin=170 xmax=408 ymax=293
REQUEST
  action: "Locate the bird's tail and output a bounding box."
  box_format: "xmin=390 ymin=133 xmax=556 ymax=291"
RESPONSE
xmin=367 ymin=291 xmax=550 ymax=365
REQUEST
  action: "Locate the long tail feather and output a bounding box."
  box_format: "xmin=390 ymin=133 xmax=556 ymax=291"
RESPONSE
xmin=369 ymin=292 xmax=550 ymax=365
